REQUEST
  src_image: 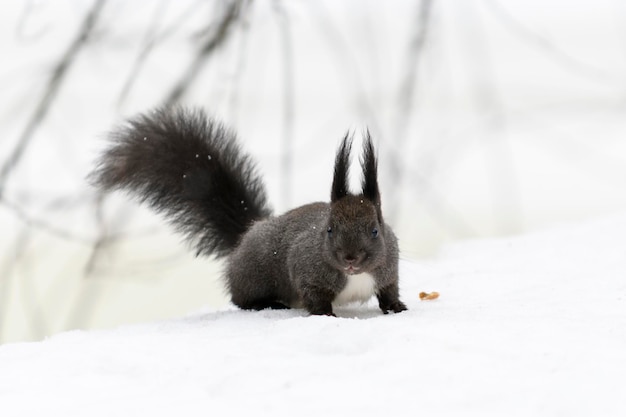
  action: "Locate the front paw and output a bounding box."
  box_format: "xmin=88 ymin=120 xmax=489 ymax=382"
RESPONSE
xmin=305 ymin=299 xmax=336 ymax=317
xmin=380 ymin=300 xmax=407 ymax=314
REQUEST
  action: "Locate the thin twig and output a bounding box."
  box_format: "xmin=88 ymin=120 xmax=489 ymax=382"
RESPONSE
xmin=273 ymin=0 xmax=295 ymax=209
xmin=0 ymin=197 xmax=161 ymax=246
xmin=83 ymin=194 xmax=106 ymax=277
xmin=117 ymin=0 xmax=206 ymax=106
xmin=464 ymin=2 xmax=524 ymax=234
xmin=226 ymin=5 xmax=252 ymax=119
xmin=117 ymin=0 xmax=169 ymax=106
xmin=483 ymin=0 xmax=620 ymax=83
xmin=16 ymin=0 xmax=50 ymax=41
xmin=17 ymin=228 xmax=50 ymax=340
xmin=0 ymin=228 xmax=33 ymax=342
xmin=1 ymin=199 xmax=93 ymax=244
xmin=63 ymin=194 xmax=107 ymax=331
xmin=396 ymin=0 xmax=433 ymax=132
xmin=388 ymin=0 xmax=433 ymax=222
xmin=311 ymin=1 xmax=382 ymax=131
xmin=0 ymin=0 xmax=108 ymax=195
xmin=163 ymin=0 xmax=248 ymax=107
xmin=412 ymin=172 xmax=477 ymax=237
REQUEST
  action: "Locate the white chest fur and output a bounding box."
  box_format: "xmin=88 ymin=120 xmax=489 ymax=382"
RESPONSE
xmin=333 ymin=272 xmax=376 ymax=306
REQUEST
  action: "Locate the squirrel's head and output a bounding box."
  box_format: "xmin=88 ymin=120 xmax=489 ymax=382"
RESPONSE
xmin=324 ymin=131 xmax=387 ymax=274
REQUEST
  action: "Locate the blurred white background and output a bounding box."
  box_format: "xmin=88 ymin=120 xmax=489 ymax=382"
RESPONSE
xmin=1 ymin=0 xmax=625 ymax=343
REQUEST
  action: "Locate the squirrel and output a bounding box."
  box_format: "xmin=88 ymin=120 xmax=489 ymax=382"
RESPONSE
xmin=89 ymin=107 xmax=407 ymax=316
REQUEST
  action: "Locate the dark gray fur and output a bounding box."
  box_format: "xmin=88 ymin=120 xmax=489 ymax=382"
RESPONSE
xmin=90 ymin=107 xmax=406 ymax=316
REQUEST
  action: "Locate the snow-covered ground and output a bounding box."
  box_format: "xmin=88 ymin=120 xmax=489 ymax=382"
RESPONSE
xmin=1 ymin=213 xmax=624 ymax=416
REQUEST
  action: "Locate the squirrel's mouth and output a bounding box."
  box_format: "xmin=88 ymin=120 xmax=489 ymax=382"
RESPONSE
xmin=344 ymin=265 xmax=361 ymax=275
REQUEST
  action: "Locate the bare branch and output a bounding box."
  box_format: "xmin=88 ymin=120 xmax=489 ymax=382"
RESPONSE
xmin=0 ymin=0 xmax=108 ymax=195
xmin=0 ymin=228 xmax=35 ymax=342
xmin=396 ymin=0 xmax=433 ymax=129
xmin=0 ymin=199 xmax=93 ymax=244
xmin=387 ymin=0 xmax=433 ymax=222
xmin=483 ymin=0 xmax=620 ymax=82
xmin=16 ymin=0 xmax=50 ymax=41
xmin=117 ymin=0 xmax=170 ymax=106
xmin=273 ymin=0 xmax=295 ymax=209
xmin=0 ymin=196 xmax=157 ymax=247
xmin=411 ymin=171 xmax=477 ymax=237
xmin=462 ymin=3 xmax=524 ymax=234
xmin=83 ymin=194 xmax=106 ymax=277
xmin=311 ymin=2 xmax=382 ymax=131
xmin=117 ymin=0 xmax=206 ymax=106
xmin=163 ymin=0 xmax=249 ymax=107
xmin=225 ymin=6 xmax=253 ymax=118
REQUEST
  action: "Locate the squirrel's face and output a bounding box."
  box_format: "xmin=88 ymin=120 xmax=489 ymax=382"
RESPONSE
xmin=324 ymin=195 xmax=386 ymax=274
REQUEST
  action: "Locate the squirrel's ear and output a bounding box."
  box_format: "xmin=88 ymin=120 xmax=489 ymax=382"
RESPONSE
xmin=331 ymin=131 xmax=353 ymax=202
xmin=361 ymin=129 xmax=381 ymax=207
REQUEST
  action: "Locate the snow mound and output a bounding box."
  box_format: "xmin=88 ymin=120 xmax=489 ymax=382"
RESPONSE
xmin=1 ymin=215 xmax=625 ymax=416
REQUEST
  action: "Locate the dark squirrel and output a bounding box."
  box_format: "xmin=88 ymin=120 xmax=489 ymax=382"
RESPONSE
xmin=90 ymin=107 xmax=407 ymax=316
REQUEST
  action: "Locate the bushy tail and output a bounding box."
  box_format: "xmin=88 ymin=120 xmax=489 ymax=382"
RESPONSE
xmin=89 ymin=106 xmax=272 ymax=257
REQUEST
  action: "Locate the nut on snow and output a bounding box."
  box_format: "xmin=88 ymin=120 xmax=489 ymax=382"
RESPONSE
xmin=419 ymin=291 xmax=440 ymax=301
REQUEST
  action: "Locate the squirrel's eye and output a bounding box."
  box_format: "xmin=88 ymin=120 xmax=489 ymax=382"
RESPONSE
xmin=327 ymin=226 xmax=333 ymax=236
xmin=372 ymin=228 xmax=379 ymax=238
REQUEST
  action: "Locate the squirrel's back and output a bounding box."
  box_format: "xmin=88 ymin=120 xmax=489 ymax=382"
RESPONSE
xmin=225 ymin=201 xmax=331 ymax=309
xmin=89 ymin=107 xmax=272 ymax=257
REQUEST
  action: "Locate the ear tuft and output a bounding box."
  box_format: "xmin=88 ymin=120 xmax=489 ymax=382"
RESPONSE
xmin=331 ymin=131 xmax=354 ymax=202
xmin=360 ymin=129 xmax=380 ymax=206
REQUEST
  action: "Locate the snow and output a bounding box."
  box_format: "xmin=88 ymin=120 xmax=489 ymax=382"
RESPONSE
xmin=1 ymin=214 xmax=625 ymax=416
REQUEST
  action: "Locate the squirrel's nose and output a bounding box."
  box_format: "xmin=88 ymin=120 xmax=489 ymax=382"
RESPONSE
xmin=343 ymin=251 xmax=364 ymax=265
xmin=344 ymin=254 xmax=357 ymax=264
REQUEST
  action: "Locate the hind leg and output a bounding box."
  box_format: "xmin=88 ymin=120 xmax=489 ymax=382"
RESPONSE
xmin=226 ymin=230 xmax=294 ymax=311
xmin=226 ymin=265 xmax=290 ymax=311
